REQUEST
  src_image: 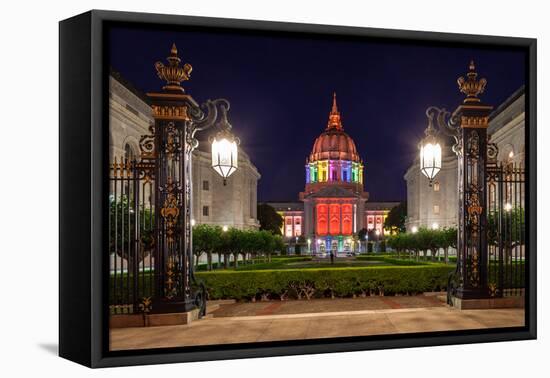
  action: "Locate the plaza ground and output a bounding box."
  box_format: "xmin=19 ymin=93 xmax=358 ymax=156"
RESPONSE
xmin=110 ymin=295 xmax=525 ymax=351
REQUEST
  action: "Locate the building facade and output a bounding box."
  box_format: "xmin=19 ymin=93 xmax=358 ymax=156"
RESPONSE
xmin=267 ymin=94 xmax=399 ymax=255
xmin=404 ymin=86 xmax=525 ymax=232
xmin=109 ymin=71 xmax=261 ymax=230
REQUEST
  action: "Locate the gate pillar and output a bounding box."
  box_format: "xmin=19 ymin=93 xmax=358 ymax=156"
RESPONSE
xmin=454 ymin=61 xmax=494 ymax=299
xmin=146 ymin=44 xmax=198 ymax=313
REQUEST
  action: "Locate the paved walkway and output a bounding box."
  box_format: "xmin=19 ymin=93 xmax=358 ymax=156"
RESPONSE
xmin=212 ymin=295 xmax=444 ymax=317
xmin=110 ymin=297 xmax=525 ymax=351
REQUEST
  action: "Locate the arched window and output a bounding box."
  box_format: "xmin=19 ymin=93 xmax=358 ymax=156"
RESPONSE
xmin=124 ymin=143 xmax=136 ymax=161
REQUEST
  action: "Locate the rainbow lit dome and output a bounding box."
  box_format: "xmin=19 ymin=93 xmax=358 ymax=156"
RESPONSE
xmin=305 ymin=93 xmax=364 ymax=192
xmin=309 ymin=127 xmax=361 ymax=162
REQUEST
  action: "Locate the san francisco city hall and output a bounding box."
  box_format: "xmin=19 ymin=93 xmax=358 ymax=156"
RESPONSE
xmin=266 ymin=94 xmax=399 ymax=254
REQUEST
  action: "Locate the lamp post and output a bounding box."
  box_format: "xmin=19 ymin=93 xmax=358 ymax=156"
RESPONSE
xmin=418 ymin=61 xmax=494 ymax=301
xmin=145 ymin=44 xmax=240 ymax=316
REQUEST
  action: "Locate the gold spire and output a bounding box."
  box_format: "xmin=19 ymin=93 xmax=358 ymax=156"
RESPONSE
xmin=457 ymin=60 xmax=487 ymax=103
xmin=327 ymin=92 xmax=343 ymax=130
xmin=154 ymin=43 xmax=193 ymax=93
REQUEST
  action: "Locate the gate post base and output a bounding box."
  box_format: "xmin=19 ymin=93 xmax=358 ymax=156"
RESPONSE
xmin=110 ymin=308 xmax=201 ymax=329
xmin=450 ymin=295 xmax=525 ymax=310
xmin=151 ymin=298 xmax=198 ymax=314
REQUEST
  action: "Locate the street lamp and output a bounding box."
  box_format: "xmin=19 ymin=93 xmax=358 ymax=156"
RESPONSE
xmin=411 ymin=226 xmax=418 ymax=234
xmin=307 ymin=238 xmax=311 ymax=254
xmin=210 ymin=103 xmax=240 ymax=185
xmin=222 ymin=225 xmax=228 ymax=232
xmin=419 ymin=108 xmax=443 ymax=186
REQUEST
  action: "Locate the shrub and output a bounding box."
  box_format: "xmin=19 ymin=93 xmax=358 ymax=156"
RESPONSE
xmin=355 ymin=255 xmax=427 ymax=266
xmin=196 ymin=265 xmax=455 ymax=301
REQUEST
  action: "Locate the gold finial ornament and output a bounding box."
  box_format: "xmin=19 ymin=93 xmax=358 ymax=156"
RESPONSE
xmin=154 ymin=43 xmax=193 ymax=92
xmin=327 ymin=92 xmax=343 ymax=130
xmin=457 ymin=60 xmax=487 ymax=103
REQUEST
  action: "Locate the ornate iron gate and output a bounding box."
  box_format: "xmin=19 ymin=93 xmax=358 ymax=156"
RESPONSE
xmin=109 ymin=155 xmax=155 ymax=314
xmin=486 ymin=162 xmax=526 ymax=297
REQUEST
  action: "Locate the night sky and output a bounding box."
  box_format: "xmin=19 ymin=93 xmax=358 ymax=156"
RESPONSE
xmin=109 ymin=25 xmax=526 ymax=202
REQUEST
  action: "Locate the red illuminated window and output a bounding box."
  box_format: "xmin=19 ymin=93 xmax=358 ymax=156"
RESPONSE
xmin=329 ymin=204 xmax=340 ymax=235
xmin=316 ymin=204 xmax=328 ymax=235
xmin=342 ymin=204 xmax=352 ymax=235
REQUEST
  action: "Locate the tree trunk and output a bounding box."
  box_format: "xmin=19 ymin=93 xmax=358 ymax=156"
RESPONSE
xmin=444 ymin=247 xmax=449 ymax=264
xmin=224 ymin=254 xmax=229 ymax=269
xmin=207 ymin=252 xmax=212 ymax=271
xmin=233 ymin=253 xmax=239 ymax=268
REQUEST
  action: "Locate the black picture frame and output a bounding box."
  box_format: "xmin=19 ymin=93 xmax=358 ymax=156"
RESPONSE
xmin=59 ymin=9 xmax=537 ymax=368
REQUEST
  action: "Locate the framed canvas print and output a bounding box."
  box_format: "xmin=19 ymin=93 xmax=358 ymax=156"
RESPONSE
xmin=59 ymin=10 xmax=537 ymax=368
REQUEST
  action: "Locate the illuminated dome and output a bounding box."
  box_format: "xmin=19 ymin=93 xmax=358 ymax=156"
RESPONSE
xmin=304 ymin=93 xmax=364 ymax=191
xmin=310 ymin=130 xmax=361 ymax=163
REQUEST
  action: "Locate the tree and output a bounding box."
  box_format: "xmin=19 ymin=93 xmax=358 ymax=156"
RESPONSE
xmin=383 ymin=201 xmax=407 ymax=234
xmin=441 ymin=227 xmax=457 ymax=264
xmin=255 ymin=230 xmax=274 ymax=262
xmin=415 ymin=227 xmax=439 ymax=260
xmin=257 ymin=203 xmax=283 ymax=235
xmin=240 ymin=230 xmax=257 ymax=264
xmin=272 ymin=234 xmax=285 ymax=258
xmin=219 ymin=228 xmax=234 ymax=269
xmin=193 ymin=224 xmax=222 ymax=270
xmin=387 ymin=233 xmax=404 ymax=258
xmin=357 ymin=228 xmax=368 ymax=253
xmin=487 ymin=208 xmax=525 ymax=261
xmin=407 ymin=231 xmax=423 ymax=260
xmin=109 ymin=195 xmax=154 ymax=266
xmin=226 ymin=228 xmax=243 ymax=268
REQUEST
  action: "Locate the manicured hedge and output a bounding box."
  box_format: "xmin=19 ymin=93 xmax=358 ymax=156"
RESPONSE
xmin=196 ymin=265 xmax=455 ymax=301
xmin=355 ymin=255 xmax=427 ymax=266
xmin=236 ymin=257 xmax=312 ymax=271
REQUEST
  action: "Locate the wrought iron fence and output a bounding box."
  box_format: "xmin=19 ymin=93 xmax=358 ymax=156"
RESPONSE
xmin=486 ymin=162 xmax=526 ymax=297
xmin=109 ymin=158 xmax=155 ymax=314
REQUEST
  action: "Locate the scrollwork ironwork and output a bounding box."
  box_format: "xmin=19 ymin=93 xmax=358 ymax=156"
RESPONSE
xmin=425 ymin=106 xmax=461 ymax=154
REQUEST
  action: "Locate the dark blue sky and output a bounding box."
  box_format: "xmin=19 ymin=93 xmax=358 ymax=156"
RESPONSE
xmin=109 ymin=25 xmax=526 ymax=202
